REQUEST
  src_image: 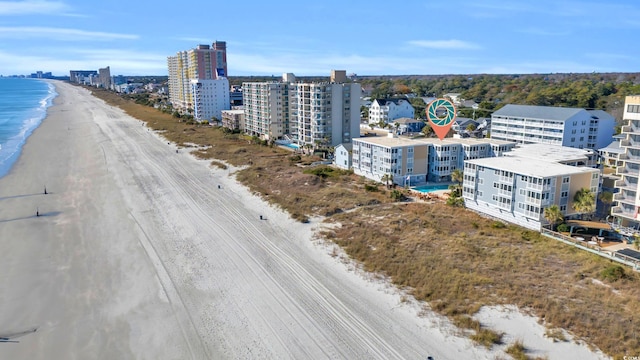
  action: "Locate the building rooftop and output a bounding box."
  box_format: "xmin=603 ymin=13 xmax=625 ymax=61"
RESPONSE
xmin=354 ymin=135 xmax=425 ymax=147
xmin=355 ymin=135 xmax=515 ymax=148
xmin=492 ymin=104 xmax=584 ymax=121
xmin=504 ymin=143 xmax=594 ymax=163
xmin=222 ymin=109 xmax=244 ymax=114
xmin=467 ymin=156 xmax=597 ymax=178
xmin=391 ymin=117 xmax=421 ymax=124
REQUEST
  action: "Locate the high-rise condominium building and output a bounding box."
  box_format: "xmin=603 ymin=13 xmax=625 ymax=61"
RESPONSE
xmin=167 ymin=42 xmax=229 ymax=119
xmin=98 ymin=66 xmax=111 ymax=89
xmin=612 ymin=95 xmax=640 ymax=228
xmin=242 ymin=72 xmax=361 ymax=147
xmin=243 ymin=82 xmax=290 ymax=140
xmin=289 ymin=82 xmax=361 ymax=147
xmin=491 ymin=104 xmax=615 ymax=150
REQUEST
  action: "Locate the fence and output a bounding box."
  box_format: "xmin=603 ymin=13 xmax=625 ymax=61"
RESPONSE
xmin=540 ymin=228 xmax=640 ymax=271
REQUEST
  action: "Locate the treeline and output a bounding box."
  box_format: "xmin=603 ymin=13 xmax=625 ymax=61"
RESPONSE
xmin=358 ymin=73 xmax=640 ymax=122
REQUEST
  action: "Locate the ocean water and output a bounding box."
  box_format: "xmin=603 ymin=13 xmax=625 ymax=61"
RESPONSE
xmin=0 ymin=78 xmax=57 ymax=179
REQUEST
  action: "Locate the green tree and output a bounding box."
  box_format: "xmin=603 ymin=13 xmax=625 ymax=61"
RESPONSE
xmin=573 ymin=188 xmax=596 ymax=219
xmin=543 ymin=205 xmax=564 ymax=231
xmin=451 ymin=169 xmax=464 ymax=187
xmin=421 ymin=124 xmax=434 ymax=137
xmin=598 ymin=191 xmax=614 ymax=218
xmin=466 ymin=123 xmax=477 ymax=132
xmin=380 ymin=173 xmax=393 ymax=189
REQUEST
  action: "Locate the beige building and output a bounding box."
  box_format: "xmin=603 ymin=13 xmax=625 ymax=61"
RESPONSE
xmin=221 ymin=109 xmax=244 ymax=131
xmin=352 ymin=134 xmax=429 ymax=185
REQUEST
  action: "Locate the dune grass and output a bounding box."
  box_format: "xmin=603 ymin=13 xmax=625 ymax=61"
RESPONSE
xmin=87 ymin=86 xmax=640 ymax=358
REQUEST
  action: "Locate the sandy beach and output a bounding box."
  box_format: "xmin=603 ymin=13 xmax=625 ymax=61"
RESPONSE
xmin=0 ymin=81 xmax=610 ymax=359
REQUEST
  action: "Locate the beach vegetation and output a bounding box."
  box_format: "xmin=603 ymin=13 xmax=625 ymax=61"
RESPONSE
xmin=505 ymin=339 xmax=528 ymax=360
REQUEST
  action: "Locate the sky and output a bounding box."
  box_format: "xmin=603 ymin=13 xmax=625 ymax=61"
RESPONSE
xmin=0 ymin=0 xmax=639 ymax=77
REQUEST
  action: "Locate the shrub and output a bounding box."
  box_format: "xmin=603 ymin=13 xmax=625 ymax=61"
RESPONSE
xmin=390 ymin=189 xmax=405 ymax=201
xmin=491 ymin=221 xmax=506 ymax=229
xmin=557 ymin=223 xmax=570 ymax=232
xmin=289 ymin=155 xmax=302 ymax=163
xmin=505 ymin=339 xmax=527 ymax=360
xmin=470 ymin=328 xmax=503 ymax=348
xmin=600 ymin=265 xmax=626 ymax=282
xmin=364 ymin=184 xmax=379 ymax=192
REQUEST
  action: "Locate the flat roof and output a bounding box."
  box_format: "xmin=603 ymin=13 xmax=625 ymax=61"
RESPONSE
xmin=354 ymin=135 xmax=516 ymax=148
xmin=505 ymin=144 xmax=594 ymax=163
xmin=353 ymin=135 xmax=422 ymax=147
xmin=566 ymin=220 xmax=612 ymax=231
xmin=466 ymin=156 xmax=597 ymax=177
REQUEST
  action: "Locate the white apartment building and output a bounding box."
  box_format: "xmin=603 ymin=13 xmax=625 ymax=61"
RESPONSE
xmin=290 ymin=82 xmax=361 ymax=147
xmin=190 ymin=78 xmax=230 ymax=121
xmin=242 ymin=82 xmax=289 ymax=140
xmin=369 ymin=98 xmax=415 ymax=125
xmin=612 ymin=95 xmax=640 ymax=228
xmin=491 ymin=104 xmax=615 ymax=150
xmin=167 ymin=42 xmax=229 ymax=119
xmin=351 ymin=136 xmax=515 ymax=185
xmin=463 ymin=155 xmax=600 ymax=231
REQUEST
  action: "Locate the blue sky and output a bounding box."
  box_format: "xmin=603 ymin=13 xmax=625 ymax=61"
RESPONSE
xmin=0 ymin=0 xmax=639 ymax=76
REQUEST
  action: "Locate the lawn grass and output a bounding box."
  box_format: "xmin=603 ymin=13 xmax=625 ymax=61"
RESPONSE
xmin=87 ymin=86 xmax=640 ymax=359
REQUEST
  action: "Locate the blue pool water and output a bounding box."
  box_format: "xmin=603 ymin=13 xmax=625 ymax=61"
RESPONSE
xmin=412 ymin=184 xmax=450 ymax=193
xmin=283 ymin=143 xmax=300 ymax=149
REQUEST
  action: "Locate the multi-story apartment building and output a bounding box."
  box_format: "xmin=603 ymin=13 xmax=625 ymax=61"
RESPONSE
xmin=242 ymin=82 xmax=289 ymax=140
xmin=369 ymin=98 xmax=415 ymax=125
xmin=289 ymin=82 xmax=361 ymax=147
xmin=242 ymin=72 xmax=361 ymax=147
xmin=612 ymin=96 xmax=640 ymax=228
xmin=190 ymin=78 xmax=230 ymax=121
xmin=352 ymin=134 xmax=430 ymax=185
xmin=463 ymin=155 xmax=600 ymax=231
xmin=351 ymin=136 xmax=516 ymax=185
xmin=167 ymin=42 xmax=229 ymax=119
xmin=599 ymin=134 xmax=625 ymax=168
xmin=221 ymin=109 xmax=244 ymax=131
xmin=98 ymin=66 xmax=111 ymax=89
xmin=462 ymin=144 xmax=600 ymax=230
xmin=491 ymin=104 xmax=615 ymax=150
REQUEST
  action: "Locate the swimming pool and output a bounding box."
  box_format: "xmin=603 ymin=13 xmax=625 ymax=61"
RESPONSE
xmin=282 ymin=143 xmax=300 ymax=149
xmin=411 ymin=184 xmax=450 ymax=193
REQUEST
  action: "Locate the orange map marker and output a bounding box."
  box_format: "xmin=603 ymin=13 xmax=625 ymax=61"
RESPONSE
xmin=426 ymin=98 xmax=456 ymax=140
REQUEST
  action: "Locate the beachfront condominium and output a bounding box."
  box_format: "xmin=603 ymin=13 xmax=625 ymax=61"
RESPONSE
xmin=167 ymin=42 xmax=229 ymax=120
xmin=490 ymin=104 xmax=615 ymax=150
xmin=351 ymin=135 xmax=516 ymax=185
xmin=243 ymin=81 xmax=290 ymax=140
xmin=289 ymin=81 xmax=361 ymax=147
xmin=368 ymin=98 xmax=415 ymax=125
xmin=463 ymin=146 xmax=600 ymax=231
xmin=242 ymin=72 xmax=361 ymax=147
xmin=98 ymin=66 xmax=111 ymax=89
xmin=611 ymin=96 xmax=640 ymax=229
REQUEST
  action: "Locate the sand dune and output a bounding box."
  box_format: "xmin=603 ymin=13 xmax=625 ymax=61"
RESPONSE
xmin=0 ymin=81 xmax=609 ymax=359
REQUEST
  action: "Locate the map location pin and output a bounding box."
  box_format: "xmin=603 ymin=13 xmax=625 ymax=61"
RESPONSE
xmin=426 ymin=98 xmax=456 ymax=140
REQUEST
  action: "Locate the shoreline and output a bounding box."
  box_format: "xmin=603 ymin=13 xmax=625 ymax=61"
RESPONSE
xmin=0 ymin=81 xmax=611 ymax=359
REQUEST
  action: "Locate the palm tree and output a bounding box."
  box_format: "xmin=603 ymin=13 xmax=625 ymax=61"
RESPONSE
xmin=573 ymin=188 xmax=596 ymax=219
xmin=543 ymin=205 xmax=564 ymax=231
xmin=421 ymin=124 xmax=433 ymax=137
xmin=451 ymin=169 xmax=463 ymax=186
xmin=598 ymin=191 xmax=614 ymax=218
xmin=380 ymin=173 xmax=393 ymax=189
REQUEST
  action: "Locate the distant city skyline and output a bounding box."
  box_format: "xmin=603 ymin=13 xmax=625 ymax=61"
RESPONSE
xmin=1 ymin=0 xmax=639 ymax=76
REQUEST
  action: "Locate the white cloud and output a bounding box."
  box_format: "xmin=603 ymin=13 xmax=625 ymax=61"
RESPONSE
xmin=170 ymin=36 xmax=213 ymax=44
xmin=0 ymin=47 xmax=167 ymax=76
xmin=407 ymin=40 xmax=481 ymax=50
xmin=0 ymin=26 xmax=138 ymax=41
xmin=0 ymin=0 xmax=70 ymax=15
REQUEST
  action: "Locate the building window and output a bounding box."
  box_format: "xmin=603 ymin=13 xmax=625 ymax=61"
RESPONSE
xmin=628 ymin=104 xmax=640 ymax=113
xmin=560 ymin=205 xmax=567 ymax=211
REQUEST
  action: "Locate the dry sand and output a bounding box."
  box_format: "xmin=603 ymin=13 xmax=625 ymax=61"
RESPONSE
xmin=0 ymin=81 xmax=610 ymax=359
